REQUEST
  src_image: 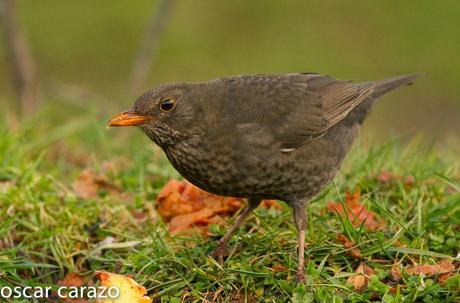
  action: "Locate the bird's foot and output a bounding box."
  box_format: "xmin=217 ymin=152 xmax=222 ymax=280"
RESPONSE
xmin=295 ymin=270 xmax=306 ymax=284
xmin=210 ymin=242 xmax=228 ymax=264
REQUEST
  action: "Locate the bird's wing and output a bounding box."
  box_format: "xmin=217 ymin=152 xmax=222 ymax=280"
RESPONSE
xmin=219 ymin=73 xmax=375 ymax=151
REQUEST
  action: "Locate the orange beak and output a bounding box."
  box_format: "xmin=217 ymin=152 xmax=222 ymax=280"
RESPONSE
xmin=107 ymin=110 xmax=153 ymax=127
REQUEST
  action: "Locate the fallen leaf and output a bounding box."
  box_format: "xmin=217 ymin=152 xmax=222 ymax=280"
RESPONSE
xmin=406 ymin=259 xmax=455 ymax=276
xmin=446 ymin=185 xmax=458 ymax=194
xmin=156 ymin=180 xmax=205 ymax=221
xmin=55 ymin=273 xmax=88 ymax=303
xmin=346 ymin=263 xmax=376 ymax=292
xmin=95 ymin=271 xmax=152 ymax=303
xmin=169 ymin=208 xmax=216 ymax=233
xmin=269 ymin=264 xmax=288 ymax=272
xmin=58 ymin=273 xmax=86 ymax=287
xmin=378 ymin=170 xmax=394 ymax=183
xmin=404 ymin=175 xmax=415 ymax=187
xmin=73 ymin=169 xmax=123 ymax=199
xmin=438 ymin=272 xmax=455 ymax=284
xmin=156 ymin=179 xmax=279 ymax=234
xmin=393 ymin=240 xmax=405 ymax=247
xmin=336 ymin=234 xmax=361 ymax=259
xmin=327 ymin=189 xmax=384 ymax=231
xmin=390 ymin=266 xmax=402 ymax=281
xmin=260 ymin=199 xmax=283 ymax=210
xmin=389 ymin=285 xmax=407 ymax=294
xmin=377 ymin=170 xmax=415 ymax=187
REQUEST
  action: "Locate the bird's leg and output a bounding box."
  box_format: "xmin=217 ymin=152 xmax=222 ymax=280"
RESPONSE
xmin=293 ymin=204 xmax=308 ymax=283
xmin=211 ymin=198 xmax=261 ymax=263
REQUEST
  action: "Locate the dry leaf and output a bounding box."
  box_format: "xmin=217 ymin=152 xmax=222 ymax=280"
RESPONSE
xmin=346 ymin=263 xmax=376 ymax=292
xmin=377 ymin=170 xmax=415 ymax=187
xmin=327 ymin=189 xmax=384 ymax=231
xmin=169 ymin=208 xmax=216 ymax=233
xmin=73 ymin=169 xmax=123 ymax=199
xmin=260 ymin=199 xmax=283 ymax=210
xmin=95 ymin=271 xmax=152 ymax=303
xmin=378 ymin=170 xmax=394 ymax=183
xmin=404 ymin=175 xmax=415 ymax=187
xmin=55 ymin=273 xmax=88 ymax=303
xmin=438 ymin=272 xmax=455 ymax=284
xmin=406 ymin=259 xmax=455 ymax=276
xmin=446 ymin=185 xmax=458 ymax=194
xmin=58 ymin=273 xmax=86 ymax=287
xmin=156 ymin=180 xmax=205 ymax=221
xmin=336 ymin=234 xmax=362 ymax=259
xmin=389 ymin=285 xmax=407 ymax=294
xmin=156 ymin=179 xmax=279 ymax=234
xmin=269 ymin=264 xmax=288 ymax=272
xmin=390 ymin=266 xmax=402 ymax=281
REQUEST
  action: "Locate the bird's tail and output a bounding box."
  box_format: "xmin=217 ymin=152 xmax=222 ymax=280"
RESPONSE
xmin=372 ymin=74 xmax=423 ymax=99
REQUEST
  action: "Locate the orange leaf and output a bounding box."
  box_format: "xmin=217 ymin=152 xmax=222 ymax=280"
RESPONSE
xmin=406 ymin=259 xmax=455 ymax=276
xmin=58 ymin=273 xmax=86 ymax=287
xmin=327 ymin=189 xmax=384 ymax=231
xmin=95 ymin=271 xmax=152 ymax=303
xmin=56 ymin=273 xmax=88 ymax=303
xmin=169 ymin=208 xmax=216 ymax=234
xmin=378 ymin=170 xmax=394 ymax=183
xmin=73 ymin=169 xmax=122 ymax=199
xmin=438 ymin=272 xmax=454 ymax=284
xmin=404 ymin=175 xmax=415 ymax=187
xmin=269 ymin=264 xmax=288 ymax=272
xmin=346 ymin=263 xmax=376 ymax=292
xmin=336 ymin=234 xmax=361 ymax=259
xmin=390 ymin=266 xmax=402 ymax=281
xmin=260 ymin=200 xmax=283 ymax=210
xmin=156 ymin=179 xmax=279 ymax=234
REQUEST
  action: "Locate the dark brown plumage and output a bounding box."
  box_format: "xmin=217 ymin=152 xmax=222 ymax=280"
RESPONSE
xmin=108 ymin=73 xmax=419 ymax=282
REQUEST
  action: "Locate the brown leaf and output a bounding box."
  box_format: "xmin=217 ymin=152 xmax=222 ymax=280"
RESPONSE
xmin=446 ymin=185 xmax=458 ymax=194
xmin=269 ymin=264 xmax=288 ymax=272
xmin=156 ymin=180 xmax=206 ymax=221
xmin=55 ymin=273 xmax=88 ymax=303
xmin=378 ymin=170 xmax=394 ymax=183
xmin=406 ymin=259 xmax=455 ymax=276
xmin=156 ymin=180 xmax=279 ymax=234
xmin=336 ymin=234 xmax=362 ymax=259
xmin=327 ymin=189 xmax=384 ymax=231
xmin=346 ymin=263 xmax=376 ymax=292
xmin=73 ymin=169 xmax=122 ymax=199
xmin=58 ymin=273 xmax=86 ymax=287
xmin=389 ymin=285 xmax=407 ymax=294
xmin=404 ymin=175 xmax=415 ymax=187
xmin=260 ymin=200 xmax=283 ymax=210
xmin=438 ymin=272 xmax=454 ymax=284
xmin=390 ymin=266 xmax=402 ymax=281
xmin=95 ymin=271 xmax=152 ymax=303
xmin=377 ymin=170 xmax=415 ymax=187
xmin=169 ymin=208 xmax=216 ymax=234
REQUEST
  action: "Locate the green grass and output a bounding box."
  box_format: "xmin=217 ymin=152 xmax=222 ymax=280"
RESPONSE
xmin=0 ymin=111 xmax=459 ymax=302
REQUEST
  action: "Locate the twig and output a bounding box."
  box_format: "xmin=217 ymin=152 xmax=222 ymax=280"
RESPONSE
xmin=129 ymin=0 xmax=175 ymax=95
xmin=1 ymin=0 xmax=39 ymax=116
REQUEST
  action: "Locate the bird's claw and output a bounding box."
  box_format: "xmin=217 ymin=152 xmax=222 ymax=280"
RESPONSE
xmin=295 ymin=270 xmax=306 ymax=284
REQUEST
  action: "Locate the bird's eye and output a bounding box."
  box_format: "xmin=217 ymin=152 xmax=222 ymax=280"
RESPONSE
xmin=159 ymin=98 xmax=176 ymax=112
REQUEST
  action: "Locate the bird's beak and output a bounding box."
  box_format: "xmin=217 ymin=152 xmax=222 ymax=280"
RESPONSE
xmin=107 ymin=110 xmax=153 ymax=127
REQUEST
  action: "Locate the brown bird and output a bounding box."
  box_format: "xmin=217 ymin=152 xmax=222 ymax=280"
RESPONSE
xmin=108 ymin=73 xmax=419 ymax=282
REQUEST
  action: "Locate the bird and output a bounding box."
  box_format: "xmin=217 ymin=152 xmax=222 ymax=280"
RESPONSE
xmin=108 ymin=72 xmax=420 ymax=282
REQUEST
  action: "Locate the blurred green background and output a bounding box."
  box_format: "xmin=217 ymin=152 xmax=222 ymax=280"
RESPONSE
xmin=1 ymin=0 xmax=459 ymax=137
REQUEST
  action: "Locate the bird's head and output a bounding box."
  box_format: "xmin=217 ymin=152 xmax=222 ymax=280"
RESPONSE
xmin=108 ymin=83 xmax=208 ymax=147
